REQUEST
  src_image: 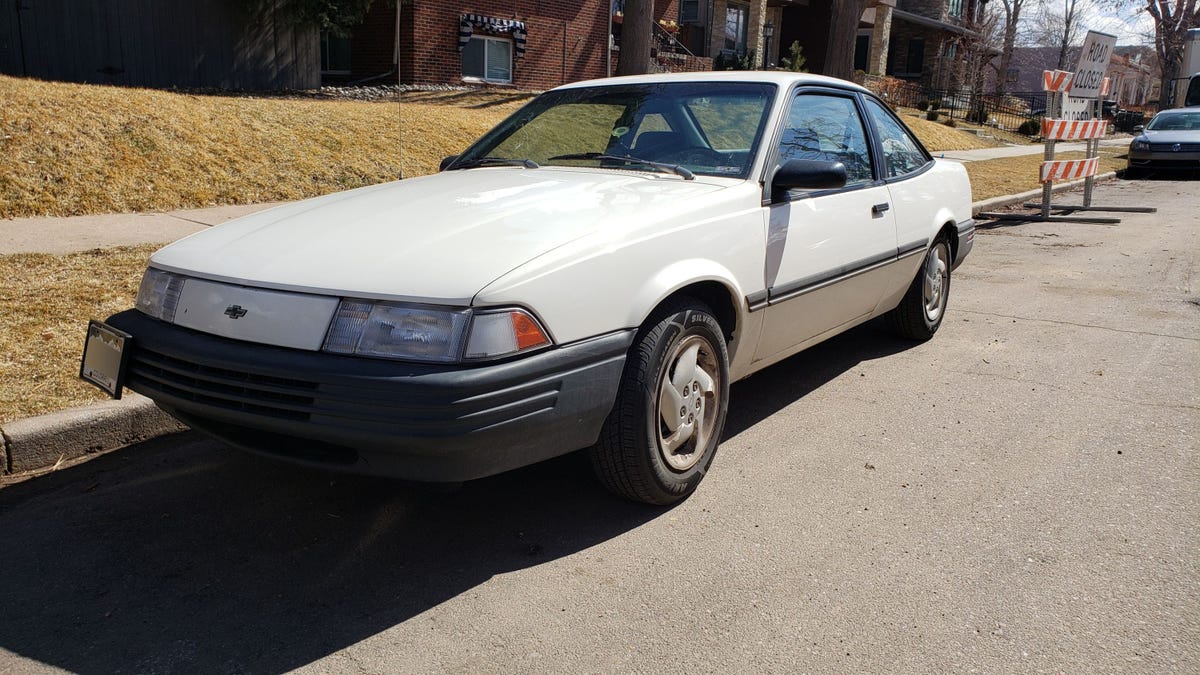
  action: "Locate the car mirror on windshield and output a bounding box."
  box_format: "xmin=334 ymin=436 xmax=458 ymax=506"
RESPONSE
xmin=770 ymin=159 xmax=848 ymax=200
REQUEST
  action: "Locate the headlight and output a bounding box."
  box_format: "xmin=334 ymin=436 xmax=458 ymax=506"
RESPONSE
xmin=135 ymin=268 xmax=185 ymax=322
xmin=1131 ymin=138 xmax=1150 ymax=151
xmin=323 ymin=300 xmax=551 ymax=363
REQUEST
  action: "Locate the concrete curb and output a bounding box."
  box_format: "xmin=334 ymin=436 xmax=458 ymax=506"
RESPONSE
xmin=0 ymin=393 xmax=187 ymax=482
xmin=972 ymin=171 xmax=1118 ymax=215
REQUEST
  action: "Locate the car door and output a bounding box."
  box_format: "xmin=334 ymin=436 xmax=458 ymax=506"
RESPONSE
xmin=753 ymin=88 xmax=898 ymax=363
xmin=861 ymin=96 xmax=939 ymax=306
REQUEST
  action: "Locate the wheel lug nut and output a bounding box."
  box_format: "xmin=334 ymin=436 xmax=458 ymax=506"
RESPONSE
xmin=680 ymin=407 xmax=686 ymax=417
xmin=688 ymin=414 xmax=694 ymax=424
xmin=693 ymin=382 xmax=699 ymax=392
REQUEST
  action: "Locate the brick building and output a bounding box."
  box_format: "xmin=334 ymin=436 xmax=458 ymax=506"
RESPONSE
xmin=328 ymin=0 xmax=712 ymax=91
xmin=769 ymin=0 xmax=986 ymax=89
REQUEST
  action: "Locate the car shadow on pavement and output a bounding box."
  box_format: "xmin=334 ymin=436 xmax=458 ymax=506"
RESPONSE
xmin=724 ymin=320 xmax=917 ymax=440
xmin=0 ymin=320 xmax=915 ymax=673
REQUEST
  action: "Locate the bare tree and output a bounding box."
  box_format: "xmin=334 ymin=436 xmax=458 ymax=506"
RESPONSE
xmin=994 ymin=0 xmax=1030 ymax=94
xmin=1053 ymin=0 xmax=1082 ymax=68
xmin=1142 ymin=0 xmax=1198 ymax=106
xmin=823 ymin=0 xmax=870 ymax=79
xmin=615 ymin=0 xmax=654 ymax=76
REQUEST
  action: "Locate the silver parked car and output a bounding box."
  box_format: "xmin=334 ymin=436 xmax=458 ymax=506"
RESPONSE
xmin=1126 ymin=109 xmax=1200 ymax=176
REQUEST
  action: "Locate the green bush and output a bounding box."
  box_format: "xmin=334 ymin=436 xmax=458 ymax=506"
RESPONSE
xmin=714 ymin=49 xmax=758 ymax=71
xmin=915 ymin=99 xmax=930 ymax=111
xmin=1017 ymin=118 xmax=1041 ymax=136
xmin=926 ymin=110 xmax=940 ymax=121
xmin=780 ymin=41 xmax=807 ymax=73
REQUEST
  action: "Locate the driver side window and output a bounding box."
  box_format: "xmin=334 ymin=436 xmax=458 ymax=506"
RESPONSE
xmin=778 ymin=93 xmax=874 ymax=189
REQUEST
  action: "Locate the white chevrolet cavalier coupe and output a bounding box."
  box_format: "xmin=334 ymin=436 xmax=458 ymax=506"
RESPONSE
xmin=82 ymin=72 xmax=974 ymax=505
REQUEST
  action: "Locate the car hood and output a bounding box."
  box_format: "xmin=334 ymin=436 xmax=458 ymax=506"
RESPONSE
xmin=150 ymin=168 xmax=732 ymax=304
xmin=1141 ymin=129 xmax=1199 ymax=143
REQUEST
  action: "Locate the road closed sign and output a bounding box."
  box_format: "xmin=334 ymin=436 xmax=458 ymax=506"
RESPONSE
xmin=1071 ymin=30 xmax=1117 ymax=99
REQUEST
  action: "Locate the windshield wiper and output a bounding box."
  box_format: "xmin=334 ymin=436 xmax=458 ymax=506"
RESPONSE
xmin=547 ymin=153 xmax=695 ymax=180
xmin=453 ymin=157 xmax=540 ymax=170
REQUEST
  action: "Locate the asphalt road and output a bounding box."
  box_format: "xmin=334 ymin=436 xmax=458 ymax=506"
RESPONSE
xmin=1 ymin=178 xmax=1196 ymax=673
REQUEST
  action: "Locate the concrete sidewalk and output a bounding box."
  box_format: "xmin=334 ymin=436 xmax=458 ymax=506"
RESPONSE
xmin=0 ymin=202 xmax=280 ymax=255
xmin=938 ymin=137 xmax=1128 ymax=162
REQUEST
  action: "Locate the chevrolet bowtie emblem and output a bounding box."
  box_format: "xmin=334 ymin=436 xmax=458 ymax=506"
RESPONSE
xmin=224 ymin=305 xmax=248 ymax=319
xmin=1172 ymin=143 xmax=1181 ymax=152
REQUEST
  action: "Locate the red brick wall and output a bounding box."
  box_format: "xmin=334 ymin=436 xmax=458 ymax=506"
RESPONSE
xmin=403 ymin=1 xmax=612 ymax=90
xmin=343 ymin=0 xmax=706 ymax=90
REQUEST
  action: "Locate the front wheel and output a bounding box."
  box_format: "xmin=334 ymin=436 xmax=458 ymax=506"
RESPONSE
xmin=589 ymin=301 xmax=730 ymax=505
xmin=887 ymin=237 xmax=952 ymax=340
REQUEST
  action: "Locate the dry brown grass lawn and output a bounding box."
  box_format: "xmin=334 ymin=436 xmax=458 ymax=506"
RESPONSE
xmin=0 ymin=245 xmax=155 ymax=422
xmin=0 ymin=76 xmax=532 ymax=219
xmin=1 ymin=75 xmax=1017 ymax=220
xmin=897 ymin=111 xmax=1006 ymax=151
xmin=967 ymin=147 xmax=1126 ymax=201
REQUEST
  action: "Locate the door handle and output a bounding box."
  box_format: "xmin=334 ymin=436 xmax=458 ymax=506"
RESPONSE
xmin=872 ymin=202 xmax=890 ymax=215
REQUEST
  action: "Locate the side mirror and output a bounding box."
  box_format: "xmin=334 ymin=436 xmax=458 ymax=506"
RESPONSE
xmin=771 ymin=159 xmax=847 ymax=199
xmin=439 ymin=155 xmax=460 ymax=171
xmin=1132 ymin=124 xmax=1144 ymax=132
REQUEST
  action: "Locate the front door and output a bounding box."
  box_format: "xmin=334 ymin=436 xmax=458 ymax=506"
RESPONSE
xmin=754 ymin=89 xmax=898 ymax=362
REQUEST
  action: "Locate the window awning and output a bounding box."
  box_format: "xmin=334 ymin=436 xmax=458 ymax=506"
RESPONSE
xmin=459 ymin=14 xmax=527 ymax=56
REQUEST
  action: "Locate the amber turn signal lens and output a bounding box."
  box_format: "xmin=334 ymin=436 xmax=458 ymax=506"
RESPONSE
xmin=512 ymin=312 xmax=550 ymax=350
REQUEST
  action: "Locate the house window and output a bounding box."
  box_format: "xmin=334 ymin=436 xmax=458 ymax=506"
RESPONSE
xmin=949 ymin=0 xmax=964 ymax=18
xmin=906 ymin=38 xmax=925 ymax=77
xmin=724 ymin=3 xmax=749 ymax=55
xmin=462 ymin=36 xmax=512 ymax=83
xmin=680 ymin=0 xmax=702 ymax=23
xmin=1006 ymin=67 xmax=1019 ymax=83
xmin=320 ymin=32 xmax=351 ymax=74
xmin=945 ymin=42 xmax=957 ymax=59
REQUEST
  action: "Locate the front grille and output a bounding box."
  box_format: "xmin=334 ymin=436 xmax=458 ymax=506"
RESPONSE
xmin=129 ymin=348 xmax=317 ymax=421
xmin=1149 ymin=143 xmax=1200 ymax=152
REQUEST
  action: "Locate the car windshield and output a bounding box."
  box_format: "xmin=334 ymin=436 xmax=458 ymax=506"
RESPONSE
xmin=1146 ymin=111 xmax=1200 ymax=131
xmin=453 ymin=81 xmax=777 ymax=179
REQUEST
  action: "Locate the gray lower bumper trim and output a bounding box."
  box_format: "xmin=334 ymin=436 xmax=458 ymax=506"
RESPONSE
xmin=105 ymin=310 xmax=633 ymax=482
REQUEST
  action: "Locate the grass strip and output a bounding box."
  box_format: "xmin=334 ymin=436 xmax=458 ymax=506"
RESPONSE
xmin=0 ymin=246 xmax=155 ymax=422
xmin=966 ymin=149 xmax=1126 ymax=201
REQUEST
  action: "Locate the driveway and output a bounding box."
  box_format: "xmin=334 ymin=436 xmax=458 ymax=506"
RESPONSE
xmin=0 ymin=179 xmax=1195 ymax=673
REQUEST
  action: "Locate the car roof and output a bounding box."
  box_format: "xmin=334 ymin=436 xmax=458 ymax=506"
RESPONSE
xmin=554 ymin=70 xmax=870 ymax=95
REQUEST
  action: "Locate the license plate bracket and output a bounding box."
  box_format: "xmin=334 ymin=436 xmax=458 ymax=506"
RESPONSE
xmin=80 ymin=320 xmax=132 ymax=399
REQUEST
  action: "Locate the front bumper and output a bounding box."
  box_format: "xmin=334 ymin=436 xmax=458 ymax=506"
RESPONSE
xmin=1127 ymin=148 xmax=1200 ymax=171
xmin=105 ymin=310 xmax=633 ymax=481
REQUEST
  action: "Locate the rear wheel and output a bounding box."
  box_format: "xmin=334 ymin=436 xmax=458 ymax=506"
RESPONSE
xmin=590 ymin=301 xmax=730 ymax=505
xmin=888 ymin=237 xmax=951 ymax=340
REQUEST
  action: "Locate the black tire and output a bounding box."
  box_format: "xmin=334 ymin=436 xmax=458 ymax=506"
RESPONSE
xmin=887 ymin=236 xmax=952 ymax=341
xmin=589 ymin=300 xmax=730 ymax=505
